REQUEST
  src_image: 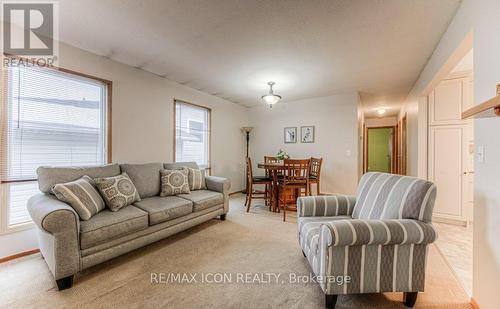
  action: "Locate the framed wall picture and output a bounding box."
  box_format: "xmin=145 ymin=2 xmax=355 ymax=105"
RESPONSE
xmin=284 ymin=127 xmax=297 ymax=143
xmin=300 ymin=126 xmax=315 ymax=143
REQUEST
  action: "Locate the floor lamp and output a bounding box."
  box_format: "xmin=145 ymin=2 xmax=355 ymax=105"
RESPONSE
xmin=241 ymin=127 xmax=253 ymax=194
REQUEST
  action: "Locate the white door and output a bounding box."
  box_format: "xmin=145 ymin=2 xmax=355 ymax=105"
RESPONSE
xmin=428 ymin=73 xmax=474 ymax=225
xmin=428 ymin=125 xmax=469 ymax=222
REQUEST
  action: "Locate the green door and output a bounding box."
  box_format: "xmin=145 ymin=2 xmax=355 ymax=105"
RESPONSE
xmin=367 ymin=127 xmax=392 ymax=173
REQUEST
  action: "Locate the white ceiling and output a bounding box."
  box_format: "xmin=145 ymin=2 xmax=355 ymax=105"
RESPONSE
xmin=55 ymin=0 xmax=461 ymax=114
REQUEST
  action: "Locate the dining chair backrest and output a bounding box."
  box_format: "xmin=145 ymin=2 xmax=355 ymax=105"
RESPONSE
xmin=283 ymin=159 xmax=309 ymax=183
xmin=246 ymin=157 xmax=254 ymax=181
xmin=309 ymin=157 xmax=323 ymax=178
xmin=265 ymin=156 xmax=282 ymax=176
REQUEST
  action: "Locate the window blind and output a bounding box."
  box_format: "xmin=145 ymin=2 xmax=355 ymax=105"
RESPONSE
xmin=174 ymin=101 xmax=210 ymax=169
xmin=0 ymin=65 xmax=108 ymax=226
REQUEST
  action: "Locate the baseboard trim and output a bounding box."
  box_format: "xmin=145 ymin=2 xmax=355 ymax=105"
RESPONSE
xmin=0 ymin=249 xmax=39 ymax=264
xmin=470 ymin=297 xmax=480 ymax=309
xmin=229 ymin=190 xmax=243 ymax=195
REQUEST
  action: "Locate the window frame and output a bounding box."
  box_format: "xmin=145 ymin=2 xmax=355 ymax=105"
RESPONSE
xmin=173 ymin=99 xmax=211 ymax=174
xmin=0 ymin=57 xmax=113 ymax=234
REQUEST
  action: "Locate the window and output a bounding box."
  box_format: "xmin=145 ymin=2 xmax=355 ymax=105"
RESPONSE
xmin=0 ymin=65 xmax=110 ymax=230
xmin=174 ymin=100 xmax=210 ymax=170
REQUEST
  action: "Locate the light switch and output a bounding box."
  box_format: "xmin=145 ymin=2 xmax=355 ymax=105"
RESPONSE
xmin=476 ymin=145 xmax=485 ymax=163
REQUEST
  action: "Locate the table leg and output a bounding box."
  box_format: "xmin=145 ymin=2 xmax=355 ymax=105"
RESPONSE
xmin=273 ymin=170 xmax=279 ymax=212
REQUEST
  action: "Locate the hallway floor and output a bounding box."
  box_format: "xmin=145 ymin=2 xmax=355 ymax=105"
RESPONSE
xmin=434 ymin=222 xmax=473 ymax=296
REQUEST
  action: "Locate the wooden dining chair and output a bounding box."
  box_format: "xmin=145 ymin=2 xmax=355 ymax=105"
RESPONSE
xmin=245 ymin=157 xmax=272 ymax=212
xmin=308 ymin=157 xmax=323 ymax=196
xmin=278 ymin=159 xmax=310 ymax=221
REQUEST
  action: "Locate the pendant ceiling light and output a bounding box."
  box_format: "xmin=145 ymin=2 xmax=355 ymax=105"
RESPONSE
xmin=261 ymin=82 xmax=281 ymax=107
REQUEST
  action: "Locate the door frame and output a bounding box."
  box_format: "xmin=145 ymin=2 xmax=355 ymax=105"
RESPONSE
xmin=363 ymin=125 xmax=396 ymax=174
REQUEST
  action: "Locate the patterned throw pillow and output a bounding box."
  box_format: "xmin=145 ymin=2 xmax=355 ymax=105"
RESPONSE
xmin=160 ymin=168 xmax=190 ymax=196
xmin=53 ymin=175 xmax=105 ymax=221
xmin=187 ymin=168 xmax=207 ymax=190
xmin=94 ymin=173 xmax=141 ymax=211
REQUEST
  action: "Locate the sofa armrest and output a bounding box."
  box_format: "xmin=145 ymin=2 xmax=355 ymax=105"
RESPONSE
xmin=297 ymin=195 xmax=356 ymax=217
xmin=320 ymin=219 xmax=438 ymax=247
xmin=205 ymin=176 xmax=231 ymax=214
xmin=28 ymin=193 xmax=80 ymax=234
xmin=205 ymin=176 xmax=231 ymax=194
xmin=27 ymin=193 xmax=80 ymax=280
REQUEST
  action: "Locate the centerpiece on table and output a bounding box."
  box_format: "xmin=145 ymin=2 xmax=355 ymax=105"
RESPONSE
xmin=276 ymin=149 xmax=290 ymax=160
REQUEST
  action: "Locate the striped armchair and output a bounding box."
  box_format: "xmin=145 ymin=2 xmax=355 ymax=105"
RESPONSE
xmin=297 ymin=172 xmax=438 ymax=308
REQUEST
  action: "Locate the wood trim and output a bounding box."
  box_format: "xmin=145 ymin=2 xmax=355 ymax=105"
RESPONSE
xmin=462 ymin=84 xmax=500 ymax=119
xmin=107 ymin=81 xmax=113 ymax=163
xmin=229 ymin=190 xmax=243 ymax=196
xmin=172 ymin=98 xmax=212 ymax=173
xmin=470 ymin=297 xmax=480 ymax=309
xmin=0 ymin=249 xmax=39 ymax=264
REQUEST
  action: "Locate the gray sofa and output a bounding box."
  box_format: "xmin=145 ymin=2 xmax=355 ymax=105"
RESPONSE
xmin=27 ymin=162 xmax=230 ymax=290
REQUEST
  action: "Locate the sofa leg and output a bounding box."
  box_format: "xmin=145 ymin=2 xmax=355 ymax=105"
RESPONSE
xmin=403 ymin=292 xmax=418 ymax=307
xmin=56 ymin=275 xmax=73 ymax=290
xmin=325 ymin=294 xmax=337 ymax=308
xmin=220 ymin=214 xmax=226 ymax=221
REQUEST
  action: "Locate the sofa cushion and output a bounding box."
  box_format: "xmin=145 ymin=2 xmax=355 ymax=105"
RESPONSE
xmin=178 ymin=190 xmax=224 ymax=212
xmin=37 ymin=164 xmax=121 ymax=194
xmin=95 ymin=173 xmax=141 ymax=211
xmin=120 ymin=162 xmax=163 ymax=198
xmin=80 ymin=205 xmax=148 ymax=249
xmin=160 ymin=168 xmax=190 ymax=196
xmin=164 ymin=162 xmax=199 ymax=170
xmin=134 ymin=196 xmax=193 ymax=225
xmin=52 ymin=175 xmax=106 ymax=220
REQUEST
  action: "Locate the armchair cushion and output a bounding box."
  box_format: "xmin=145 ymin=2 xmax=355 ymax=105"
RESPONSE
xmin=297 ymin=195 xmax=356 ymax=217
xmin=320 ymin=219 xmax=438 ymax=247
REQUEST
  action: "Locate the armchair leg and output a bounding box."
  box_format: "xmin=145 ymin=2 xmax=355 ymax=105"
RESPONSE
xmin=56 ymin=275 xmax=73 ymax=290
xmin=220 ymin=214 xmax=226 ymax=221
xmin=325 ymin=294 xmax=337 ymax=309
xmin=403 ymin=292 xmax=418 ymax=307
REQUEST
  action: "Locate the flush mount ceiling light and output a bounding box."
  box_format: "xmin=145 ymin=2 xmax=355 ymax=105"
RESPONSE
xmin=261 ymin=82 xmax=282 ymax=107
xmin=377 ymin=108 xmax=386 ymax=116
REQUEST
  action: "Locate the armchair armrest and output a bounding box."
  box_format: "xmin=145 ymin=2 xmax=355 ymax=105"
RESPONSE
xmin=297 ymin=195 xmax=356 ymax=217
xmin=205 ymin=176 xmax=231 ymax=194
xmin=320 ymin=219 xmax=438 ymax=247
xmin=27 ymin=193 xmax=80 ymax=280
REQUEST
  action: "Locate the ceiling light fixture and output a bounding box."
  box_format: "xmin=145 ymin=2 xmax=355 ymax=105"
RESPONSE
xmin=377 ymin=108 xmax=386 ymax=116
xmin=261 ymin=82 xmax=282 ymax=107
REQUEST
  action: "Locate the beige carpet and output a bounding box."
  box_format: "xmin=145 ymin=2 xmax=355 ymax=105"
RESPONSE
xmin=0 ymin=194 xmax=472 ymax=309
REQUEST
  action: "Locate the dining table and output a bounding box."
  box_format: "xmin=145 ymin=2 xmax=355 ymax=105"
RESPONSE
xmin=257 ymin=161 xmax=286 ymax=212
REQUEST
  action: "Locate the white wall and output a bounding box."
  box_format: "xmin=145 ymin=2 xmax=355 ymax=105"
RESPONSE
xmin=248 ymin=94 xmax=360 ymax=195
xmin=399 ymin=0 xmax=474 ymax=177
xmin=472 ymin=0 xmax=500 ymax=307
xmin=401 ymin=0 xmax=500 ymax=307
xmin=0 ymin=41 xmax=248 ymax=259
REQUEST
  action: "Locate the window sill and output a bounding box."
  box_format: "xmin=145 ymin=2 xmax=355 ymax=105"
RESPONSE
xmin=0 ymin=221 xmax=35 ymax=235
